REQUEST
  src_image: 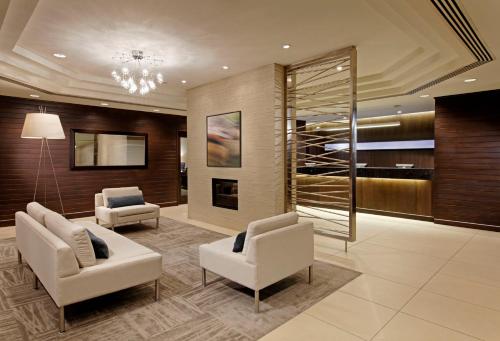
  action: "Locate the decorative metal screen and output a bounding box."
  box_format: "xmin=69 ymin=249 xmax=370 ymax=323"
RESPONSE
xmin=285 ymin=46 xmax=357 ymax=243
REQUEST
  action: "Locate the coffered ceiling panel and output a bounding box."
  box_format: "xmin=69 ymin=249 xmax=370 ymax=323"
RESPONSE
xmin=0 ymin=0 xmax=498 ymax=116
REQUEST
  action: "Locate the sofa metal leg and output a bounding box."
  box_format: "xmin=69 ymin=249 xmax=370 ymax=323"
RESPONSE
xmin=201 ymin=268 xmax=207 ymax=287
xmin=156 ymin=217 xmax=159 ymax=229
xmin=59 ymin=306 xmax=65 ymax=333
xmin=17 ymin=250 xmax=22 ymax=264
xmin=154 ymin=279 xmax=160 ymax=301
xmin=33 ymin=275 xmax=39 ymax=289
xmin=308 ymin=265 xmax=313 ymax=284
xmin=254 ymin=290 xmax=260 ymax=313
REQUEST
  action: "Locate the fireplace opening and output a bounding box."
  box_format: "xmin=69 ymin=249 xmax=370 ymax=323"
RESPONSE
xmin=212 ymin=178 xmax=238 ymax=210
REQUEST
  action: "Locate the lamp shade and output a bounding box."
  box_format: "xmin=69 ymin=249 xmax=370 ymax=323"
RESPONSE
xmin=21 ymin=113 xmax=65 ymax=139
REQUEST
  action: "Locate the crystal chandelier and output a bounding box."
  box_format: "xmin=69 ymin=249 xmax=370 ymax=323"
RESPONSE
xmin=111 ymin=50 xmax=164 ymax=95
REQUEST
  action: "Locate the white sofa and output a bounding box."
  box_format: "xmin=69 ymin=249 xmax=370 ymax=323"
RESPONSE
xmin=94 ymin=186 xmax=160 ymax=230
xmin=15 ymin=202 xmax=162 ymax=332
xmin=199 ymin=212 xmax=314 ymax=312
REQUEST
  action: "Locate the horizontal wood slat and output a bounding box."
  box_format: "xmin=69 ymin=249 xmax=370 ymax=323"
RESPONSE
xmin=433 ymin=90 xmax=500 ymax=230
xmin=0 ymin=95 xmax=186 ymax=226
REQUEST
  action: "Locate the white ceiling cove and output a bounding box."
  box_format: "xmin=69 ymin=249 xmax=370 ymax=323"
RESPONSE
xmin=0 ymin=0 xmax=498 ymax=117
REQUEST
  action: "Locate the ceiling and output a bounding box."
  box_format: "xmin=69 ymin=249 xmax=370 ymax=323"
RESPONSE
xmin=0 ymin=0 xmax=498 ymax=117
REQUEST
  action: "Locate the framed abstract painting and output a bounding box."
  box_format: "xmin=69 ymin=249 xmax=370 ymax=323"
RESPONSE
xmin=207 ymin=111 xmax=241 ymax=167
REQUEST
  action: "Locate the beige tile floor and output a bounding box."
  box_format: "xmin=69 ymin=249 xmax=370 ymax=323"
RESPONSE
xmin=3 ymin=205 xmax=500 ymax=340
xmin=158 ymin=206 xmax=500 ymax=341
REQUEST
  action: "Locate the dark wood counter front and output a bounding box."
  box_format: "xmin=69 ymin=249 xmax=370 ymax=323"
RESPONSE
xmin=297 ymin=170 xmax=433 ymax=219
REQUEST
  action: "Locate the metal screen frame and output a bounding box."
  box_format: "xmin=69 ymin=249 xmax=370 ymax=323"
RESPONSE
xmin=285 ymin=46 xmax=357 ymax=244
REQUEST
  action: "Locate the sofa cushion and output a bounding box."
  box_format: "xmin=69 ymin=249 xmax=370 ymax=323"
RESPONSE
xmin=45 ymin=212 xmax=96 ymax=268
xmin=242 ymin=212 xmax=298 ymax=255
xmin=87 ymin=230 xmax=109 ymax=259
xmin=80 ymin=221 xmax=158 ymax=263
xmin=102 ymin=187 xmax=142 ymax=207
xmin=233 ymin=231 xmax=246 ymax=253
xmin=26 ymin=202 xmax=53 ymax=226
xmin=107 ymin=195 xmax=145 ymax=208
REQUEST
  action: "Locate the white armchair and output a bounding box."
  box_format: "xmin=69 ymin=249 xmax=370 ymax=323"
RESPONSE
xmin=199 ymin=212 xmax=314 ymax=312
xmin=95 ymin=186 xmax=160 ymax=230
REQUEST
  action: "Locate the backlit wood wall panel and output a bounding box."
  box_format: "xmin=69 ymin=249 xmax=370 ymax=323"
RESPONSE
xmin=0 ymin=96 xmax=186 ymax=227
xmin=434 ymin=90 xmax=500 ymax=230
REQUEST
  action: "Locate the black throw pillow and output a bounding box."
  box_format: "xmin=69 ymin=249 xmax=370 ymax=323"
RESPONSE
xmin=87 ymin=230 xmax=109 ymax=259
xmin=233 ymin=231 xmax=246 ymax=253
xmin=107 ymin=195 xmax=145 ymax=208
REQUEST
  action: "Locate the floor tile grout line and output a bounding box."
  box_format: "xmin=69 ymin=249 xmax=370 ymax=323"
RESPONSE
xmin=419 ymin=286 xmax=500 ymax=314
xmin=326 ymin=288 xmax=484 ymax=341
xmin=364 ymin=237 xmax=471 ymax=260
xmin=369 ymin=230 xmax=476 ymax=340
xmin=399 ymin=311 xmax=485 ymax=341
xmin=446 ymin=254 xmax=500 ymax=271
xmin=314 ymin=225 xmax=394 ymax=253
xmin=314 ymin=254 xmax=436 ymax=289
xmin=434 ymin=270 xmax=500 ymax=290
xmin=302 ymin=310 xmax=369 ymax=341
xmin=337 ymin=287 xmax=414 ymax=311
xmin=361 ymin=239 xmax=469 ymax=261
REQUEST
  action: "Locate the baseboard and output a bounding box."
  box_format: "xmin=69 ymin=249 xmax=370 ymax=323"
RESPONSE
xmin=434 ymin=219 xmax=500 ymax=232
xmin=357 ymin=208 xmax=434 ymax=222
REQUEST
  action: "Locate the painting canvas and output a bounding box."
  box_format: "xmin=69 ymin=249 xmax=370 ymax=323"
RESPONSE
xmin=207 ymin=111 xmax=241 ymax=167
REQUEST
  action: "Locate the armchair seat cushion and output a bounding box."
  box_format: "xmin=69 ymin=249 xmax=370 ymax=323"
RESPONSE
xmin=113 ymin=203 xmax=158 ymax=217
xmin=199 ymin=236 xmax=256 ymax=289
xmin=95 ymin=187 xmax=160 ymax=229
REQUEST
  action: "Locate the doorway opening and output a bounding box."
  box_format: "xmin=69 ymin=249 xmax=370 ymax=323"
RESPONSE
xmin=178 ymin=132 xmax=188 ymax=204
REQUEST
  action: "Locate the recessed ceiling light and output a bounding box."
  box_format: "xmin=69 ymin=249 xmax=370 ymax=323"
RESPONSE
xmin=101 ymin=102 xmax=109 ymax=106
xmin=181 ymin=80 xmax=187 ymax=84
xmin=53 ymin=53 xmax=66 ymax=58
xmin=337 ymin=66 xmax=343 ymax=71
xmin=397 ymin=110 xmax=403 ymax=114
xmin=282 ymin=44 xmax=291 ymax=49
xmin=464 ymin=78 xmax=477 ymax=83
xmin=29 ymin=94 xmax=40 ymax=98
xmin=419 ymin=94 xmax=430 ymax=98
xmin=153 ymin=109 xmax=160 ymax=112
xmin=222 ymin=65 xmax=229 ymax=70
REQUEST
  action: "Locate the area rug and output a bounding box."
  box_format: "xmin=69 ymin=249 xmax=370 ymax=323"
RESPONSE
xmin=0 ymin=217 xmax=360 ymax=340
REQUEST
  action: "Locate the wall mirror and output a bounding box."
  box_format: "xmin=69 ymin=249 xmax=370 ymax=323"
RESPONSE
xmin=70 ymin=129 xmax=148 ymax=169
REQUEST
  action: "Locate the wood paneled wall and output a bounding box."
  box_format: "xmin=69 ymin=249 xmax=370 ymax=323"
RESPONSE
xmin=0 ymin=96 xmax=186 ymax=227
xmin=434 ymin=90 xmax=500 ymax=230
xmin=306 ymin=111 xmax=435 ymax=168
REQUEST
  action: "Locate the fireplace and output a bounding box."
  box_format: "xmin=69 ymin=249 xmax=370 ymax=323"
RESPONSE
xmin=212 ymin=178 xmax=238 ymax=210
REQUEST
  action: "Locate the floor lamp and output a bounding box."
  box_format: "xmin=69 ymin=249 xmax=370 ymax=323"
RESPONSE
xmin=21 ymin=111 xmax=66 ymax=215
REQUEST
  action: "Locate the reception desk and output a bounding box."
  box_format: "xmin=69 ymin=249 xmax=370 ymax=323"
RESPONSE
xmin=297 ymin=167 xmax=433 ymax=219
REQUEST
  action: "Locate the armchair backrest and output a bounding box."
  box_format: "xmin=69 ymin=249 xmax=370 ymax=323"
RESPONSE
xmin=100 ymin=186 xmax=142 ymax=207
xmin=95 ymin=193 xmax=104 ymax=207
xmin=245 ymin=221 xmax=314 ymax=289
xmin=242 ymin=212 xmax=298 ymax=255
